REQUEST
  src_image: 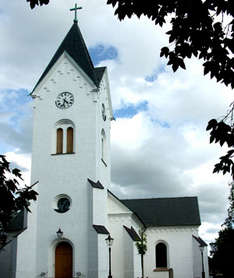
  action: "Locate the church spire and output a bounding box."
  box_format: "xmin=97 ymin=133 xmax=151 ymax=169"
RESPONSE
xmin=32 ymin=11 xmax=99 ymax=93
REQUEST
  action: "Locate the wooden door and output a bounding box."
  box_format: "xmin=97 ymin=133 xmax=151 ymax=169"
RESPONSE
xmin=55 ymin=242 xmax=73 ymax=278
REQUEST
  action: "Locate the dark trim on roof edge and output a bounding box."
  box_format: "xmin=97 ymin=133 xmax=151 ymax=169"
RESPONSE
xmin=88 ymin=178 xmax=104 ymax=189
xmin=93 ymin=225 xmax=109 ymax=234
xmin=193 ymin=235 xmax=208 ymax=247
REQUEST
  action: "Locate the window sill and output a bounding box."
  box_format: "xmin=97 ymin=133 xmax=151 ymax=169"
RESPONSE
xmin=153 ymin=268 xmax=170 ymax=272
xmin=51 ymin=152 xmax=75 ymax=156
xmin=101 ymin=158 xmax=107 ymax=167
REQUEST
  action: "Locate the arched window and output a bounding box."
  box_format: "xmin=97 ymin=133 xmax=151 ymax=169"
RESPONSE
xmin=55 ymin=119 xmax=75 ymax=154
xmin=101 ymin=129 xmax=106 ymax=162
xmin=56 ymin=128 xmax=63 ymax=154
xmin=156 ymin=242 xmax=167 ymax=268
xmin=67 ymin=127 xmax=74 ymax=153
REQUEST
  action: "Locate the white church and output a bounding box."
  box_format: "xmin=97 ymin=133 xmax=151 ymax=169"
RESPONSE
xmin=0 ymin=10 xmax=209 ymax=278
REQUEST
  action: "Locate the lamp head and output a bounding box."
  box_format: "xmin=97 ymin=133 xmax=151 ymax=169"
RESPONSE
xmin=56 ymin=228 xmax=63 ymax=239
xmin=105 ymin=234 xmax=114 ymax=247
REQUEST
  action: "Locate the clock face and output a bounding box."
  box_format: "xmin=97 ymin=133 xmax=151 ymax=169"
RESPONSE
xmin=55 ymin=92 xmax=74 ymax=109
xmin=57 ymin=198 xmax=70 ymax=213
xmin=102 ymin=103 xmax=106 ymax=121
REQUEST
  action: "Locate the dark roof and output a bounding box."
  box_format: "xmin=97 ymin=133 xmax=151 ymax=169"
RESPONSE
xmin=93 ymin=225 xmax=109 ymax=234
xmin=88 ymin=178 xmax=104 ymax=189
xmin=121 ymin=197 xmax=201 ymax=227
xmin=193 ymin=235 xmax=208 ymax=247
xmin=123 ymin=226 xmax=141 ymax=241
xmin=32 ymin=21 xmax=101 ymax=93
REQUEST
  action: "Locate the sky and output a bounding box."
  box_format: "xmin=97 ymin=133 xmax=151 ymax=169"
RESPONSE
xmin=0 ymin=0 xmax=233 ymax=249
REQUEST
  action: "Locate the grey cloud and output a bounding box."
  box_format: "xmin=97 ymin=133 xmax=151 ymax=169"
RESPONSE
xmin=111 ymin=118 xmax=229 ymax=227
xmin=197 ymin=183 xmax=229 ymax=224
xmin=0 ymin=116 xmax=32 ymax=154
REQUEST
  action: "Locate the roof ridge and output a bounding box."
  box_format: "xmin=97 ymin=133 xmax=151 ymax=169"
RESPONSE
xmin=121 ymin=196 xmax=197 ymax=201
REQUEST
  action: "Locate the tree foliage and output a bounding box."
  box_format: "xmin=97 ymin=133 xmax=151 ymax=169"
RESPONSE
xmin=0 ymin=155 xmax=38 ymax=247
xmin=107 ymin=0 xmax=234 ymax=88
xmin=210 ymin=182 xmax=234 ymax=277
xmin=223 ymin=182 xmax=234 ymax=228
xmin=26 ymin=0 xmax=49 ymax=9
xmin=136 ymin=229 xmax=147 ymax=278
xmin=210 ymin=228 xmax=234 ymax=277
xmin=206 ymin=104 xmax=234 ymax=179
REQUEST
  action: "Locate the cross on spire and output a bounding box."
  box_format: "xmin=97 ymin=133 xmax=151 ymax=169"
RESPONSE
xmin=70 ymin=3 xmax=82 ymax=23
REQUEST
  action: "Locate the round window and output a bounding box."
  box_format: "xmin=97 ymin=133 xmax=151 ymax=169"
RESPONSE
xmin=54 ymin=195 xmax=71 ymax=213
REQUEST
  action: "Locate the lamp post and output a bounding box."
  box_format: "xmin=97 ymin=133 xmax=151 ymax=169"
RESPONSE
xmin=56 ymin=228 xmax=63 ymax=239
xmin=199 ymin=245 xmax=205 ymax=278
xmin=105 ymin=234 xmax=114 ymax=278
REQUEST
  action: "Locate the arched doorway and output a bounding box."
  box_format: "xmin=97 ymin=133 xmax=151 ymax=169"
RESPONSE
xmin=55 ymin=242 xmax=73 ymax=278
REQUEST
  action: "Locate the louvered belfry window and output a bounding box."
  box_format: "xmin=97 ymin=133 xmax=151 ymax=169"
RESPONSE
xmin=67 ymin=127 xmax=74 ymax=153
xmin=56 ymin=128 xmax=63 ymax=154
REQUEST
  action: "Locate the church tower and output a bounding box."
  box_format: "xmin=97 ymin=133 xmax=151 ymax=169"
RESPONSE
xmin=16 ymin=9 xmax=113 ymax=278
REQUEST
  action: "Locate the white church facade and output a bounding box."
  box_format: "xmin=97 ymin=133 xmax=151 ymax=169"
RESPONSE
xmin=0 ymin=15 xmax=209 ymax=278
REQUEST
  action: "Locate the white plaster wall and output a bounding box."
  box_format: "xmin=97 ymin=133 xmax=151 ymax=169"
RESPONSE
xmin=95 ymin=70 xmax=112 ymax=189
xmin=97 ymin=234 xmax=108 ymax=278
xmin=108 ymin=214 xmax=131 ymax=278
xmin=107 ymin=193 xmax=143 ymax=278
xmin=151 ymin=271 xmax=169 ymax=278
xmin=204 ymin=247 xmax=209 ymax=278
xmin=108 ymin=214 xmax=142 ymax=278
xmin=123 ymin=230 xmax=134 ymax=278
xmin=87 ymin=229 xmax=98 ymax=278
xmin=92 ymin=67 xmax=111 ymax=231
xmin=16 ymin=54 xmax=111 ymax=278
xmin=34 ymin=56 xmax=96 ymax=277
xmin=145 ymin=226 xmax=199 ymax=278
xmin=193 ymin=236 xmax=202 ymax=278
xmin=92 ymin=188 xmax=108 ymax=226
xmin=107 ymin=193 xmax=131 ymax=214
xmin=193 ymin=238 xmax=209 ymax=278
xmin=15 ymin=169 xmax=38 ymax=278
xmin=133 ymin=243 xmax=142 ymax=278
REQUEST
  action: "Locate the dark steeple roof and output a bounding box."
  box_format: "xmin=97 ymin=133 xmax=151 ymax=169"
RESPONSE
xmin=87 ymin=178 xmax=104 ymax=189
xmin=32 ymin=21 xmax=99 ymax=93
xmin=121 ymin=197 xmax=201 ymax=227
xmin=123 ymin=225 xmax=141 ymax=241
xmin=93 ymin=225 xmax=109 ymax=234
